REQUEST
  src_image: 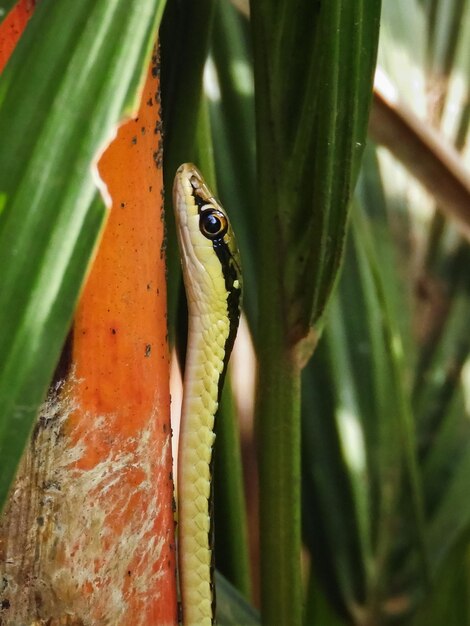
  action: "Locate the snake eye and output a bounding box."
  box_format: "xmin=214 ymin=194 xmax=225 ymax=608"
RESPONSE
xmin=190 ymin=175 xmax=200 ymax=189
xmin=200 ymin=209 xmax=228 ymax=239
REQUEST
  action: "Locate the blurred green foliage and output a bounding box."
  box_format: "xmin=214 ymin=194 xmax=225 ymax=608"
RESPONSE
xmin=1 ymin=0 xmax=469 ymax=624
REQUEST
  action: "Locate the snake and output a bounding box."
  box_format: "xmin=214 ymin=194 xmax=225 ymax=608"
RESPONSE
xmin=173 ymin=163 xmax=242 ymax=625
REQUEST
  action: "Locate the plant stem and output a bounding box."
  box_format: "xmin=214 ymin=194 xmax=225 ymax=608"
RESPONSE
xmin=251 ymin=4 xmax=303 ymax=614
xmin=214 ymin=377 xmax=252 ymax=599
xmin=257 ymin=306 xmax=302 ymax=626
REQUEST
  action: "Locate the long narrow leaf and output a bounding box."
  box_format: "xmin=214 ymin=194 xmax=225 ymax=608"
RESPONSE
xmin=209 ymin=0 xmax=258 ymax=330
xmin=216 ymin=571 xmax=260 ymax=626
xmin=0 ymin=0 xmax=165 ymax=508
xmin=250 ymin=1 xmax=381 ymax=623
xmin=160 ymin=0 xmax=216 ymax=331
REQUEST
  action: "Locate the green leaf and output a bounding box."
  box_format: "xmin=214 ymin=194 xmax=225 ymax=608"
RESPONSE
xmin=302 ymin=337 xmax=367 ymax=616
xmin=411 ymin=542 xmax=470 ymax=626
xmin=214 ymin=375 xmax=252 ymax=600
xmin=209 ymin=0 xmax=258 ymax=331
xmin=160 ymin=0 xmax=215 ymax=174
xmin=216 ymin=570 xmax=260 ymax=626
xmin=303 ymin=205 xmax=428 ymax=620
xmin=426 ymin=443 xmax=470 ymax=575
xmin=250 ymin=1 xmax=381 ymax=624
xmin=251 ymin=0 xmax=381 ymax=348
xmin=0 ymin=0 xmax=165 ymax=510
xmin=412 ymin=245 xmax=470 ymax=577
xmin=160 ymin=0 xmax=216 ymax=334
xmin=304 ymin=564 xmax=349 ymax=626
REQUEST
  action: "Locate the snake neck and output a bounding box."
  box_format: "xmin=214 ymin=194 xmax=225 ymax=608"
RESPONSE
xmin=178 ymin=309 xmax=229 ymax=626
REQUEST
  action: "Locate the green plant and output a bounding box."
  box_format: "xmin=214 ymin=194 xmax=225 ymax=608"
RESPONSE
xmin=3 ymin=0 xmax=469 ymax=624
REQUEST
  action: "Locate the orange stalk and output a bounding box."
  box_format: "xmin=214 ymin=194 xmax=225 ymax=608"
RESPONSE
xmin=0 ymin=8 xmax=177 ymax=619
xmin=62 ymin=53 xmax=176 ymax=624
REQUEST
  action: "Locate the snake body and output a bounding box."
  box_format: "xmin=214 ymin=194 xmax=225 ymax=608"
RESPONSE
xmin=173 ymin=163 xmax=242 ymax=625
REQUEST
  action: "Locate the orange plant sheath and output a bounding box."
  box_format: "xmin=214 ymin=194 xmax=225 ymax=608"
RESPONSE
xmin=0 ymin=13 xmax=177 ymax=622
xmin=63 ymin=54 xmax=176 ymax=624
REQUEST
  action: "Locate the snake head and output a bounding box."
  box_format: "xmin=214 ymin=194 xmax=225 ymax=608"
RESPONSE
xmin=173 ymin=163 xmax=242 ymax=313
